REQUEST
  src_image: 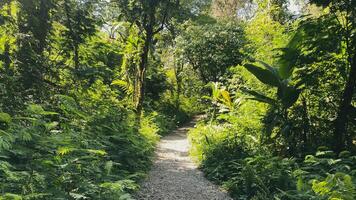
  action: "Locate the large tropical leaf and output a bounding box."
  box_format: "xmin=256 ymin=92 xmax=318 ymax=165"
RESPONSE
xmin=278 ymin=47 xmax=299 ymax=79
xmin=257 ymin=60 xmax=278 ymax=75
xmin=244 ymin=63 xmax=280 ymax=87
xmin=241 ymin=88 xmax=277 ymax=105
xmin=278 ymin=86 xmax=301 ymax=108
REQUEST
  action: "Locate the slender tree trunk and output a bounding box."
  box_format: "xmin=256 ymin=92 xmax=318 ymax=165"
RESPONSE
xmin=301 ymin=96 xmax=310 ymax=151
xmin=74 ymin=44 xmax=79 ymax=70
xmin=176 ymin=82 xmax=181 ymax=109
xmin=175 ymin=62 xmax=183 ymax=110
xmin=135 ymin=26 xmax=153 ymax=127
xmin=4 ymin=42 xmax=11 ymax=75
xmin=334 ymin=52 xmax=356 ymax=152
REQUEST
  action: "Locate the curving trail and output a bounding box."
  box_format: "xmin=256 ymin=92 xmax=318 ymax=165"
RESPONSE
xmin=135 ymin=116 xmax=232 ymax=200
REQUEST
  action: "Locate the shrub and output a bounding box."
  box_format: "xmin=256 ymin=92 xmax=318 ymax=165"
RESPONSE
xmin=189 ymin=121 xmax=356 ymax=200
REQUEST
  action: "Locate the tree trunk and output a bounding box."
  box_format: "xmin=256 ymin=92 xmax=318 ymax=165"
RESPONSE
xmin=176 ymin=82 xmax=181 ymax=110
xmin=74 ymin=44 xmax=79 ymax=70
xmin=334 ymin=52 xmax=356 ymax=153
xmin=4 ymin=43 xmax=10 ymax=72
xmin=135 ymin=26 xmax=153 ymax=127
xmin=301 ymin=96 xmax=310 ymax=152
xmin=175 ymin=62 xmax=183 ymax=110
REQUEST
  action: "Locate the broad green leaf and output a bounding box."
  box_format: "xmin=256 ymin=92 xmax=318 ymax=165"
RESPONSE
xmin=244 ymin=63 xmax=280 ymax=87
xmin=257 ymin=60 xmax=278 ymax=74
xmin=278 ymin=48 xmax=298 ymax=79
xmin=279 ymin=86 xmax=301 ymax=108
xmin=241 ymin=88 xmax=277 ymax=105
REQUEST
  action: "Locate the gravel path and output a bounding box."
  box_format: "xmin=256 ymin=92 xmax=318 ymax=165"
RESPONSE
xmin=135 ymin=116 xmax=232 ymax=200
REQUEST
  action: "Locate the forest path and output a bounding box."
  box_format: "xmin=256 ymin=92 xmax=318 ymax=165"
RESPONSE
xmin=135 ymin=116 xmax=232 ymax=200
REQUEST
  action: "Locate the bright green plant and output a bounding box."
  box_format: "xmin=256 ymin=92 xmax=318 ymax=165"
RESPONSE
xmin=243 ymin=61 xmax=300 ymax=109
xmin=242 ymin=61 xmax=301 ymax=153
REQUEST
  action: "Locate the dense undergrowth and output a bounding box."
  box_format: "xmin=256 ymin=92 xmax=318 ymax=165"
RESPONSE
xmin=0 ymin=95 xmax=191 ymax=199
xmin=189 ymin=120 xmax=356 ymax=200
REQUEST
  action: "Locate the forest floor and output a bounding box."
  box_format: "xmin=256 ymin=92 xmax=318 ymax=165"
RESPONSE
xmin=135 ymin=116 xmax=232 ymax=200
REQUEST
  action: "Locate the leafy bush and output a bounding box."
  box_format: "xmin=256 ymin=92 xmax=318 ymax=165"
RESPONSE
xmin=189 ymin=123 xmax=295 ymax=199
xmin=285 ymin=149 xmax=356 ymax=200
xmin=189 ymin=121 xmax=356 ymax=200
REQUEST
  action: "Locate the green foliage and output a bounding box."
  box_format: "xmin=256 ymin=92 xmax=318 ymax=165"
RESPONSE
xmin=244 ymin=63 xmax=280 ymax=87
xmin=206 ymin=82 xmax=233 ymax=111
xmin=0 ymin=95 xmax=189 ymax=198
xmin=189 ymin=122 xmax=356 ymax=200
xmin=0 ymin=0 xmax=195 ymax=196
xmin=245 ymin=5 xmax=290 ymax=64
xmin=243 ymin=61 xmax=300 ymax=109
xmin=0 ymin=112 xmax=11 ymax=129
xmin=284 ymin=149 xmax=356 ymax=200
xmin=111 ymin=79 xmax=133 ymax=95
xmin=189 ymin=120 xmax=296 ymax=199
xmin=177 ymin=21 xmax=246 ymax=83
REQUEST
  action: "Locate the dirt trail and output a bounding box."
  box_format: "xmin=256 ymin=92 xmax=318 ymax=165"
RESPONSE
xmin=135 ymin=116 xmax=232 ymax=200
